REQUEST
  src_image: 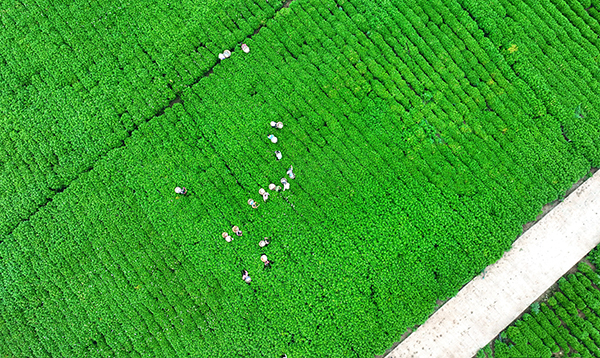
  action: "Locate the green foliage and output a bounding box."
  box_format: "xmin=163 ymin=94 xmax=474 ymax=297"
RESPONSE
xmin=476 ymin=349 xmax=485 ymax=358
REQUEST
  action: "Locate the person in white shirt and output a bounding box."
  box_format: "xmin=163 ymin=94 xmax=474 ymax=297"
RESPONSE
xmin=232 ymin=226 xmax=242 ymax=236
xmin=270 ymin=121 xmax=283 ymax=129
xmin=260 ymin=254 xmax=272 ymax=269
xmin=280 ymin=178 xmax=290 ymax=191
xmin=222 ymin=232 xmax=232 ymax=242
xmin=242 ymin=270 xmax=251 ymax=284
xmin=259 ymin=239 xmax=270 ymax=248
xmin=248 ymin=198 xmax=259 ymax=208
xmin=259 ymin=188 xmax=269 ymax=202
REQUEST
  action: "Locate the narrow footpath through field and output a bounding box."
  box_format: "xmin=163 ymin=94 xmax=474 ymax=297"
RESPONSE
xmin=388 ymin=171 xmax=600 ymax=358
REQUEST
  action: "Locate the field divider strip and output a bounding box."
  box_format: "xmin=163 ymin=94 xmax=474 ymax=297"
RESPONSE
xmin=388 ymin=170 xmax=600 ymax=358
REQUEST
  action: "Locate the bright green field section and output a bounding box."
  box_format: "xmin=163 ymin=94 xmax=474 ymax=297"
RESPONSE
xmin=1 ymin=0 xmax=600 ymax=356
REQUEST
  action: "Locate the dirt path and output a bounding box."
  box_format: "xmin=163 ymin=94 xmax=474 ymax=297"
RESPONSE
xmin=388 ymin=170 xmax=600 ymax=358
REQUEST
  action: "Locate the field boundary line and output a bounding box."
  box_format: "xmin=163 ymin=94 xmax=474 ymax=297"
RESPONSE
xmin=388 ymin=170 xmax=600 ymax=358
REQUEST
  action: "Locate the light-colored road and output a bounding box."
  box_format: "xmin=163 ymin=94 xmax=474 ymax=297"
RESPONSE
xmin=389 ymin=171 xmax=600 ymax=358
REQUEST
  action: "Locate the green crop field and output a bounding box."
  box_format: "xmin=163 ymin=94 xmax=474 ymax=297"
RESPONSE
xmin=1 ymin=0 xmax=599 ymax=356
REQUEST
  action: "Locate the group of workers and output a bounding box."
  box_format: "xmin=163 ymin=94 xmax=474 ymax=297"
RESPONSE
xmin=218 ymin=43 xmax=250 ymax=61
xmin=174 ymin=117 xmax=296 ymax=285
xmin=237 ymin=119 xmax=298 ymax=285
xmin=173 ymin=44 xmax=289 ymax=357
xmin=221 ymin=226 xmax=243 ymax=243
xmin=172 ymin=79 xmax=297 ymax=356
xmin=241 ymin=256 xmax=271 ymax=283
xmin=248 ymin=120 xmax=294 ymax=208
xmin=268 ymin=121 xmax=283 ymax=144
xmin=249 ymin=166 xmax=293 ymax=207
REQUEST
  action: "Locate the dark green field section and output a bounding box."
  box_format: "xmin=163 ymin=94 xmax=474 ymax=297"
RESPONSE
xmin=1 ymin=0 xmax=600 ymax=357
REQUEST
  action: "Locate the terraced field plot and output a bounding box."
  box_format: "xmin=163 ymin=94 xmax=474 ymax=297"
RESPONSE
xmin=1 ymin=0 xmax=600 ymax=356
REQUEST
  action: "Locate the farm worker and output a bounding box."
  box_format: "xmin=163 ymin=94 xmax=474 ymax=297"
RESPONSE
xmin=260 ymin=254 xmax=272 ymax=268
xmin=242 ymin=270 xmax=252 ymax=284
xmin=280 ymin=178 xmax=290 ymax=191
xmin=259 ymin=238 xmax=270 ymax=248
xmin=287 ymin=165 xmax=295 ymax=179
xmin=223 ymin=50 xmax=231 ymax=58
xmin=241 ymin=43 xmax=250 ymax=53
xmin=268 ymin=183 xmax=276 ymax=191
xmin=175 ymin=186 xmax=187 ymax=195
xmin=259 ymin=188 xmax=269 ymax=202
xmin=268 ymin=134 xmax=278 ymax=143
xmin=248 ymin=198 xmax=259 ymax=209
xmin=275 ymin=151 xmax=282 ymax=161
xmin=222 ymin=232 xmax=233 ymax=242
xmin=270 ymin=121 xmax=284 ymax=129
xmin=218 ymin=53 xmax=226 ymax=60
xmin=232 ymin=226 xmax=242 ymax=236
